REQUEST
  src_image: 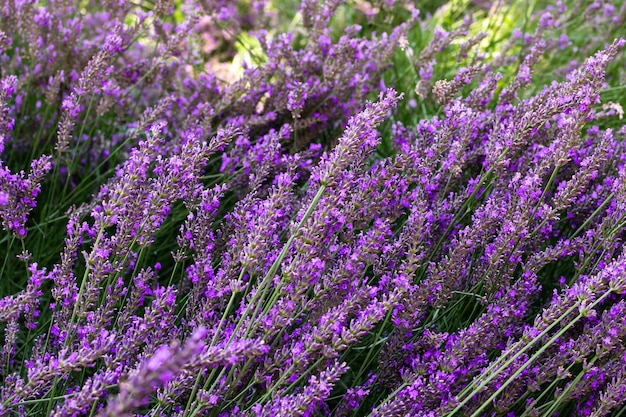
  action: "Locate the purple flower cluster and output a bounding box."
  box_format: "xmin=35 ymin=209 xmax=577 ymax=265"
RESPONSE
xmin=1 ymin=0 xmax=626 ymax=416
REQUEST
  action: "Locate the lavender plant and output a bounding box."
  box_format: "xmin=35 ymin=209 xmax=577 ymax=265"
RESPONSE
xmin=1 ymin=0 xmax=626 ymax=416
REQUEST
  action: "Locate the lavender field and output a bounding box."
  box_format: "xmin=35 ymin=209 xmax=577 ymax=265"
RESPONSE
xmin=1 ymin=0 xmax=626 ymax=416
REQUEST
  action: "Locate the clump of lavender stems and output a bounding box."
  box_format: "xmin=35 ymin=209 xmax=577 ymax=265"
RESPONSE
xmin=1 ymin=0 xmax=626 ymax=416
